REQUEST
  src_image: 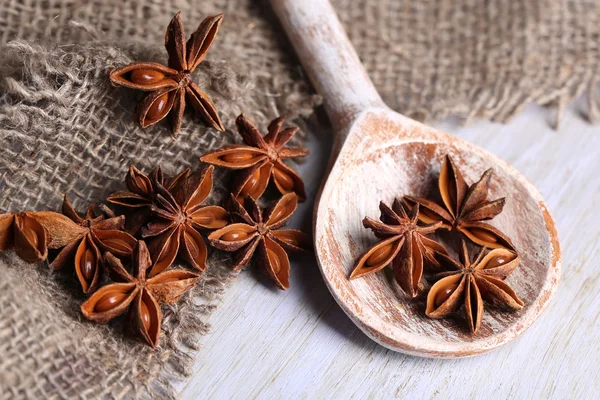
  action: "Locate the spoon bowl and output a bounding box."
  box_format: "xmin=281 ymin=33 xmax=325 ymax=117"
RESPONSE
xmin=271 ymin=0 xmax=561 ymax=357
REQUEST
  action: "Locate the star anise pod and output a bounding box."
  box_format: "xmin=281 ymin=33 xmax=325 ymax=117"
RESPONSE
xmin=36 ymin=195 xmax=137 ymax=294
xmin=405 ymin=155 xmax=514 ymax=250
xmin=0 ymin=212 xmax=48 ymax=263
xmin=141 ymin=165 xmax=228 ymax=277
xmin=208 ymin=193 xmax=310 ymax=290
xmin=426 ymin=240 xmax=523 ymax=333
xmin=200 ymin=114 xmax=309 ymax=201
xmin=107 ymin=165 xmax=190 ymax=235
xmin=109 ymin=12 xmax=225 ymax=136
xmin=349 ymin=199 xmax=448 ymax=297
xmin=81 ymin=240 xmax=199 ymax=347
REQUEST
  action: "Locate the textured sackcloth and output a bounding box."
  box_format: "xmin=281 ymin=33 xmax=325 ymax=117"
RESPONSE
xmin=1 ymin=0 xmax=599 ymax=399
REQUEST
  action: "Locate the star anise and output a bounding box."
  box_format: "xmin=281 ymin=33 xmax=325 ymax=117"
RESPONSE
xmin=426 ymin=240 xmax=523 ymax=333
xmin=0 ymin=212 xmax=48 ymax=263
xmin=109 ymin=12 xmax=225 ymax=136
xmin=208 ymin=193 xmax=310 ymax=290
xmin=36 ymin=195 xmax=137 ymax=294
xmin=200 ymin=114 xmax=309 ymax=201
xmin=107 ymin=165 xmax=190 ymax=235
xmin=350 ymin=199 xmax=448 ymax=297
xmin=141 ymin=165 xmax=228 ymax=277
xmin=405 ymin=155 xmax=515 ymax=250
xmin=81 ymin=240 xmax=199 ymax=347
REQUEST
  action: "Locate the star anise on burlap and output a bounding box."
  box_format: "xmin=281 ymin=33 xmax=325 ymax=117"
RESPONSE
xmin=81 ymin=240 xmax=199 ymax=347
xmin=208 ymin=193 xmax=310 ymax=290
xmin=405 ymin=155 xmax=515 ymax=250
xmin=140 ymin=166 xmax=228 ymax=277
xmin=109 ymin=12 xmax=225 ymax=136
xmin=349 ymin=199 xmax=448 ymax=297
xmin=35 ymin=195 xmax=137 ymax=294
xmin=0 ymin=212 xmax=48 ymax=263
xmin=107 ymin=165 xmax=190 ymax=235
xmin=201 ymin=114 xmax=309 ymax=201
xmin=426 ymin=240 xmax=523 ymax=333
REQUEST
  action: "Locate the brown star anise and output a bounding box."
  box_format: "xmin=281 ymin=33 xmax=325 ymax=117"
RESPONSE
xmin=109 ymin=12 xmax=225 ymax=136
xmin=350 ymin=199 xmax=448 ymax=297
xmin=405 ymin=155 xmax=514 ymax=250
xmin=426 ymin=240 xmax=523 ymax=333
xmin=200 ymin=114 xmax=309 ymax=201
xmin=208 ymin=193 xmax=310 ymax=290
xmin=81 ymin=240 xmax=199 ymax=347
xmin=0 ymin=212 xmax=48 ymax=263
xmin=107 ymin=165 xmax=190 ymax=235
xmin=37 ymin=195 xmax=137 ymax=293
xmin=141 ymin=165 xmax=228 ymax=277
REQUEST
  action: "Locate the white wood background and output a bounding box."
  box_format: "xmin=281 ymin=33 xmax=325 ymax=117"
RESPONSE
xmin=178 ymin=102 xmax=599 ymax=399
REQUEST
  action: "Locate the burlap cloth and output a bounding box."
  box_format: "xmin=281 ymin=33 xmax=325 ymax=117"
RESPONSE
xmin=1 ymin=0 xmax=598 ymax=399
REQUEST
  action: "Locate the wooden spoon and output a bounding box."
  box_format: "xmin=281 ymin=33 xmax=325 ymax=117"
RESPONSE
xmin=270 ymin=0 xmax=561 ymax=357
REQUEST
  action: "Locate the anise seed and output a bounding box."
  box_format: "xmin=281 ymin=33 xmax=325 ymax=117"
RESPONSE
xmin=221 ymin=230 xmax=248 ymax=241
xmin=240 ymin=169 xmax=261 ymax=196
xmin=434 ymin=283 xmax=458 ymax=307
xmin=82 ymin=248 xmax=96 ymax=281
xmin=140 ymin=301 xmax=151 ymax=332
xmin=23 ymin=228 xmax=39 ymax=248
xmin=366 ymin=243 xmax=393 ymax=266
xmin=487 ymin=255 xmax=508 ymax=269
xmin=147 ymin=93 xmax=170 ymax=121
xmin=273 ymin=168 xmax=294 ymax=191
xmin=95 ymin=291 xmax=128 ymax=312
xmin=130 ymin=69 xmax=165 ymax=85
xmin=222 ymin=153 xmax=259 ymax=163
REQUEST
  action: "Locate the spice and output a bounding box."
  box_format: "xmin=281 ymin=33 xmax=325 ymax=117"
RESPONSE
xmin=107 ymin=165 xmax=190 ymax=235
xmin=81 ymin=240 xmax=199 ymax=347
xmin=109 ymin=12 xmax=225 ymax=136
xmin=426 ymin=240 xmax=523 ymax=333
xmin=349 ymin=199 xmax=448 ymax=297
xmin=405 ymin=155 xmax=515 ymax=250
xmin=140 ymin=166 xmax=228 ymax=277
xmin=208 ymin=193 xmax=310 ymax=290
xmin=0 ymin=212 xmax=48 ymax=263
xmin=201 ymin=114 xmax=309 ymax=201
xmin=36 ymin=195 xmax=137 ymax=293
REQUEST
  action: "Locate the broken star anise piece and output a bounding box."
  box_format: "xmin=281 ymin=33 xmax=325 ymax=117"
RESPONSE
xmin=109 ymin=12 xmax=225 ymax=136
xmin=141 ymin=165 xmax=228 ymax=277
xmin=0 ymin=212 xmax=48 ymax=263
xmin=405 ymin=155 xmax=515 ymax=250
xmin=200 ymin=114 xmax=309 ymax=201
xmin=350 ymin=199 xmax=448 ymax=297
xmin=208 ymin=193 xmax=310 ymax=290
xmin=81 ymin=240 xmax=199 ymax=347
xmin=426 ymin=240 xmax=523 ymax=333
xmin=35 ymin=195 xmax=137 ymax=294
xmin=107 ymin=165 xmax=190 ymax=235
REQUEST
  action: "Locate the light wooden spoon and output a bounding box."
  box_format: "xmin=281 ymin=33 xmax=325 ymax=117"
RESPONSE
xmin=270 ymin=0 xmax=561 ymax=357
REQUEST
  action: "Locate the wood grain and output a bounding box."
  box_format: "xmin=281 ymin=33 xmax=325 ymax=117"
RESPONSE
xmin=178 ymin=104 xmax=599 ymax=399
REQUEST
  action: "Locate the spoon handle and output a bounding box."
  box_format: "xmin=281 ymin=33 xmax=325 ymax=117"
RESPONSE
xmin=270 ymin=0 xmax=385 ymax=130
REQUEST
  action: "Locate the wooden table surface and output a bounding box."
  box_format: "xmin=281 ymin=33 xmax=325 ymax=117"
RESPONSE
xmin=178 ymin=104 xmax=599 ymax=399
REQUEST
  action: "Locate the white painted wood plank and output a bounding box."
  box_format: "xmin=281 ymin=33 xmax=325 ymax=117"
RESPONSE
xmin=178 ymin=103 xmax=600 ymax=399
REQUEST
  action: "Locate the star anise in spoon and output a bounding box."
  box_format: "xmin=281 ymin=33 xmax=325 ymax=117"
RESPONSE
xmin=200 ymin=114 xmax=309 ymax=201
xmin=405 ymin=155 xmax=515 ymax=250
xmin=81 ymin=240 xmax=199 ymax=347
xmin=426 ymin=240 xmax=523 ymax=333
xmin=0 ymin=212 xmax=48 ymax=263
xmin=141 ymin=166 xmax=228 ymax=277
xmin=208 ymin=193 xmax=310 ymax=290
xmin=35 ymin=195 xmax=137 ymax=294
xmin=107 ymin=165 xmax=190 ymax=235
xmin=109 ymin=12 xmax=225 ymax=136
xmin=349 ymin=199 xmax=448 ymax=297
